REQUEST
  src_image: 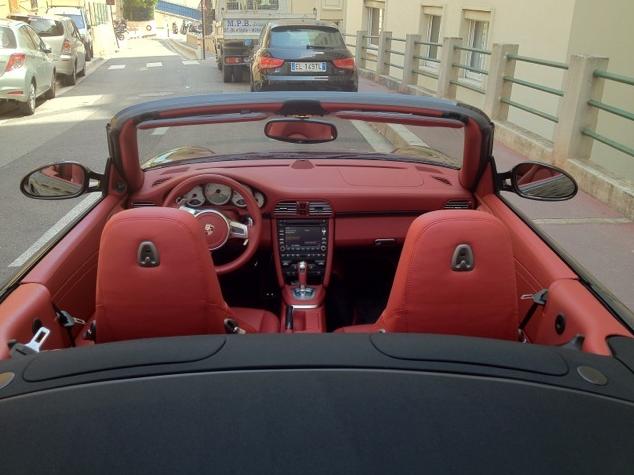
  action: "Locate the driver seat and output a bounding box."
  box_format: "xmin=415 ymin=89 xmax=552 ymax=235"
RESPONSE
xmin=95 ymin=207 xmax=279 ymax=343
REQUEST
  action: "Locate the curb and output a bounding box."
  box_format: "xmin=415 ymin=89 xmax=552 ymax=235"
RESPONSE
xmin=165 ymin=38 xmax=199 ymax=60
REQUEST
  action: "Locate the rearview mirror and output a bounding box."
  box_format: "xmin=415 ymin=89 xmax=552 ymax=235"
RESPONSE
xmin=504 ymin=162 xmax=578 ymax=201
xmin=264 ymin=119 xmax=337 ymax=144
xmin=20 ymin=162 xmax=101 ymax=200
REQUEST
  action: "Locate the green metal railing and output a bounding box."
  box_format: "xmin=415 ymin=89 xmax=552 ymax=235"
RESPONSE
xmin=450 ymin=80 xmax=485 ymax=95
xmin=413 ymin=69 xmax=439 ymax=79
xmin=450 ymin=44 xmax=490 ymax=95
xmin=582 ymin=70 xmax=634 ymax=157
xmin=499 ymin=53 xmax=568 ymax=124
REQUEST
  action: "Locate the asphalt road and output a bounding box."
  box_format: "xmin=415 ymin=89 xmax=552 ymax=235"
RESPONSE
xmin=0 ymin=36 xmax=632 ymax=320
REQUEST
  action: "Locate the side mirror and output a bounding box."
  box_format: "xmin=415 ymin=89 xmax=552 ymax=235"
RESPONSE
xmin=42 ymin=42 xmax=52 ymax=53
xmin=20 ymin=162 xmax=102 ymax=200
xmin=501 ymin=162 xmax=578 ymax=201
xmin=264 ymin=119 xmax=337 ymax=144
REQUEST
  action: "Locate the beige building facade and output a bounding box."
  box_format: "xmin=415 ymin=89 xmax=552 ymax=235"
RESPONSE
xmin=343 ymin=0 xmax=634 ymax=182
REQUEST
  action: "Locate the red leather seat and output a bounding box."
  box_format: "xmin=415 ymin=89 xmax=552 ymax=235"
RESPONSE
xmin=337 ymin=210 xmax=519 ymax=340
xmin=95 ymin=207 xmax=279 ymax=343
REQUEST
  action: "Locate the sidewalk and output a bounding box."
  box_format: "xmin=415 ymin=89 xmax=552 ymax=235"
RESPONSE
xmin=359 ymin=77 xmax=634 ymax=315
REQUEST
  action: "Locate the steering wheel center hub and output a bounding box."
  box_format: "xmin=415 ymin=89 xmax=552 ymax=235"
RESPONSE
xmin=196 ymin=210 xmax=230 ymax=250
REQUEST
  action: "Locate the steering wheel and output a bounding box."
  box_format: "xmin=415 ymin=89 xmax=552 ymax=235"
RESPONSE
xmin=163 ymin=174 xmax=262 ymax=275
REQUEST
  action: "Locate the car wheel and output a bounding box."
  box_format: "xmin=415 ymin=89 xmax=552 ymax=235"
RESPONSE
xmin=78 ymin=60 xmax=86 ymax=77
xmin=66 ymin=62 xmax=77 ymax=86
xmin=223 ymin=66 xmax=232 ymax=83
xmin=85 ymin=46 xmax=92 ymax=62
xmin=19 ymin=81 xmax=36 ymax=116
xmin=44 ymin=73 xmax=56 ymax=100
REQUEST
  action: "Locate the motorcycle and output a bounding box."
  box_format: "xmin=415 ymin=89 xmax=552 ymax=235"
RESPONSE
xmin=114 ymin=19 xmax=127 ymax=41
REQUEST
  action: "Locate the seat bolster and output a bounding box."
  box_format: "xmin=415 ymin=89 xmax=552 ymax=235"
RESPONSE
xmin=231 ymin=307 xmax=280 ymax=333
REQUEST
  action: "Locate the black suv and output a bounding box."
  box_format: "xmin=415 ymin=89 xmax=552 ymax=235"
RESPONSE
xmin=250 ymin=20 xmax=358 ymax=92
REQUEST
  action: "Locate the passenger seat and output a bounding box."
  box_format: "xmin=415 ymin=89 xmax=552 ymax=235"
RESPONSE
xmin=336 ymin=210 xmax=519 ymax=340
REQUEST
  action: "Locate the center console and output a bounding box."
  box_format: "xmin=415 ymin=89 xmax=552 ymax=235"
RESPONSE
xmin=274 ymin=216 xmax=332 ymax=333
xmin=277 ymin=219 xmax=329 ymax=284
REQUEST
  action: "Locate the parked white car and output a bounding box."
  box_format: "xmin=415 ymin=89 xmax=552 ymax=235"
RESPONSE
xmin=47 ymin=6 xmax=93 ymax=61
xmin=9 ymin=14 xmax=86 ymax=86
xmin=0 ymin=19 xmax=56 ymax=115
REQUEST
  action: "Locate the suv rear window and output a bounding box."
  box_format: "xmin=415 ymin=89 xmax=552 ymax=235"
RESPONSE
xmin=0 ymin=27 xmax=17 ymax=49
xmin=26 ymin=18 xmax=64 ymax=37
xmin=269 ymin=27 xmax=345 ymax=49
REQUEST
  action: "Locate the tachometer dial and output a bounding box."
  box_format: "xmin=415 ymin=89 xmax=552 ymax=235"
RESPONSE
xmin=254 ymin=191 xmax=265 ymax=208
xmin=180 ymin=185 xmax=205 ymax=208
xmin=205 ymin=183 xmax=232 ymax=206
xmin=231 ymin=185 xmax=252 ymax=208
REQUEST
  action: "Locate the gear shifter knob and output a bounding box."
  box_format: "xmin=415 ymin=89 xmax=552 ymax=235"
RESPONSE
xmin=298 ymin=261 xmax=307 ymax=290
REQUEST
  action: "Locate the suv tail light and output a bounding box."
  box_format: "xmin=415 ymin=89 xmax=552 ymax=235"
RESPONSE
xmin=332 ymin=57 xmax=355 ymax=70
xmin=62 ymin=39 xmax=72 ymax=55
xmin=5 ymin=53 xmax=26 ymax=72
xmin=258 ymin=57 xmax=284 ymax=69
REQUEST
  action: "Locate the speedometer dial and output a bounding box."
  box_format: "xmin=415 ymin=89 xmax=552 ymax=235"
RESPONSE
xmin=205 ymin=183 xmax=232 ymax=206
xmin=231 ymin=185 xmax=252 ymax=208
xmin=181 ymin=185 xmax=205 ymax=208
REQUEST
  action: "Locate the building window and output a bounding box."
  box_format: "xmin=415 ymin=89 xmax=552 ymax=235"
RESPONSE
xmin=366 ymin=6 xmax=383 ymax=46
xmin=460 ymin=9 xmax=490 ymax=81
xmin=422 ymin=13 xmax=441 ymax=67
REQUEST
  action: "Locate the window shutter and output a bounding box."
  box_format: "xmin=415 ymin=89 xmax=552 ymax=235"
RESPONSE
xmin=463 ymin=9 xmax=491 ymax=22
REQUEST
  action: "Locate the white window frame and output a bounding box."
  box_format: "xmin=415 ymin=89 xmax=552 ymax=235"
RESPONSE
xmin=422 ymin=13 xmax=441 ymax=69
xmin=365 ymin=6 xmax=383 ymax=47
xmin=464 ymin=18 xmax=489 ymax=81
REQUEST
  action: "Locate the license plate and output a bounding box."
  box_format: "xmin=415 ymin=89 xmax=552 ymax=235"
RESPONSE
xmin=290 ymin=62 xmax=327 ymax=73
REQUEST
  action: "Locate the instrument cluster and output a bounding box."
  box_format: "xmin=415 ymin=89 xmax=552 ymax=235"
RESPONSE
xmin=180 ymin=183 xmax=265 ymax=209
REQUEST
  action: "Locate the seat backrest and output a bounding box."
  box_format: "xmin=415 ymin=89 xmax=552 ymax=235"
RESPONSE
xmin=378 ymin=210 xmax=519 ymax=340
xmin=95 ymin=207 xmax=229 ymax=343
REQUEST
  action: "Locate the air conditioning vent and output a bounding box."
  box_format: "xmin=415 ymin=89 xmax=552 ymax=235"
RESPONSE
xmin=131 ymin=201 xmax=157 ymax=208
xmin=443 ymin=199 xmax=473 ymax=209
xmin=308 ymin=201 xmax=333 ymax=216
xmin=274 ymin=201 xmax=299 ymax=216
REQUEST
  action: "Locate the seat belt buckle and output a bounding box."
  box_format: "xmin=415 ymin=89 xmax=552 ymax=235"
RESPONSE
xmin=224 ymin=318 xmax=246 ymax=335
xmin=8 ymin=326 xmax=51 ymax=358
xmin=56 ymin=309 xmax=86 ymax=328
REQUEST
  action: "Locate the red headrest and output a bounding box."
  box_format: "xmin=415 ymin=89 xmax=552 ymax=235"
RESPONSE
xmin=95 ymin=207 xmax=229 ymax=342
xmin=379 ymin=210 xmax=519 ymax=340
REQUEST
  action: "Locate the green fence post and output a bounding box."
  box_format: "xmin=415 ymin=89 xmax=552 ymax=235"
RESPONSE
xmin=483 ymin=43 xmax=519 ymax=120
xmin=553 ymin=55 xmax=609 ymax=166
xmin=437 ymin=37 xmax=462 ymax=99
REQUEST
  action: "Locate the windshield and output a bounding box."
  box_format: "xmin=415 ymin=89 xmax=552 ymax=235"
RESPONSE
xmin=59 ymin=13 xmax=85 ymax=29
xmin=136 ymin=116 xmax=464 ymax=169
xmin=269 ymin=27 xmax=345 ymax=48
xmin=25 ymin=18 xmax=64 ymax=37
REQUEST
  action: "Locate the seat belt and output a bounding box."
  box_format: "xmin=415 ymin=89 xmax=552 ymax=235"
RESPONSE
xmin=52 ymin=304 xmax=86 ymax=347
xmin=518 ymin=289 xmax=548 ymax=342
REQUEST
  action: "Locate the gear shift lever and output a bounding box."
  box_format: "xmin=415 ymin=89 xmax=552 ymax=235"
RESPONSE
xmin=298 ymin=261 xmax=308 ymax=290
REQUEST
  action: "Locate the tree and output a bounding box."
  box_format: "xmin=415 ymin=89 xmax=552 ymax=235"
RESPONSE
xmin=123 ymin=0 xmax=158 ymax=21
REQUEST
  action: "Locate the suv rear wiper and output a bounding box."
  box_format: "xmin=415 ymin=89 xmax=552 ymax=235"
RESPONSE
xmin=306 ymin=44 xmax=335 ymax=49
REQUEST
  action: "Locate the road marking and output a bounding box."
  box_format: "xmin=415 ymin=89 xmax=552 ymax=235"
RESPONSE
xmin=182 ymin=60 xmax=199 ymax=65
xmin=533 ymin=217 xmax=631 ymax=225
xmin=9 ymin=194 xmax=102 ymax=268
xmin=151 ymin=127 xmax=169 ymax=136
xmin=108 ymin=64 xmax=126 ymax=70
xmin=147 ymin=62 xmax=163 ymax=68
xmin=350 ymin=120 xmax=393 ymax=153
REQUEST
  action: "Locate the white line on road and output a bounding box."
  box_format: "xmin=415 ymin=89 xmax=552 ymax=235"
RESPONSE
xmin=350 ymin=120 xmax=393 ymax=153
xmin=9 ymin=194 xmax=101 ymax=268
xmin=151 ymin=127 xmax=169 ymax=136
xmin=108 ymin=64 xmax=126 ymax=70
xmin=147 ymin=62 xmax=163 ymax=68
xmin=182 ymin=60 xmax=199 ymax=65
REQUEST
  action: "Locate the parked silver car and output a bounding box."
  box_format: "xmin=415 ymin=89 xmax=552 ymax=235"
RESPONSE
xmin=47 ymin=6 xmax=93 ymax=61
xmin=9 ymin=14 xmax=86 ymax=86
xmin=0 ymin=19 xmax=56 ymax=115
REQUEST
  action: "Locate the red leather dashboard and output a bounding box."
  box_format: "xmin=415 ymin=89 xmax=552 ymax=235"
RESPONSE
xmin=131 ymin=159 xmax=473 ymax=246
